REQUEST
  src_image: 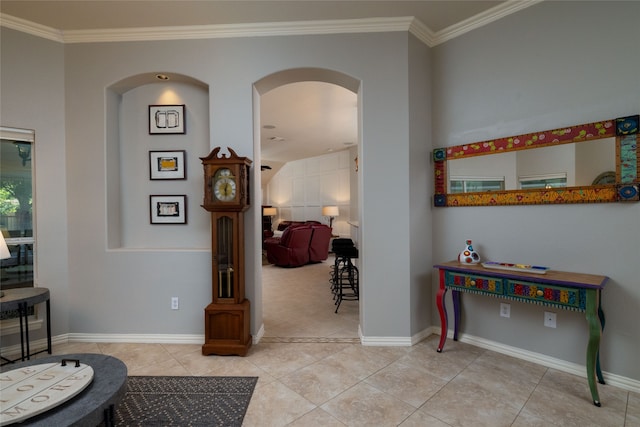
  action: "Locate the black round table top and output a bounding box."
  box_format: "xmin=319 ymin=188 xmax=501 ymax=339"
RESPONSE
xmin=0 ymin=287 xmax=50 ymax=312
xmin=0 ymin=353 xmax=127 ymax=426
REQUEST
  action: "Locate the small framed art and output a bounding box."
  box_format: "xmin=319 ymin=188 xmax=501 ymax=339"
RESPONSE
xmin=149 ymin=104 xmax=186 ymax=134
xmin=149 ymin=150 xmax=186 ymax=180
xmin=150 ymin=195 xmax=187 ymax=224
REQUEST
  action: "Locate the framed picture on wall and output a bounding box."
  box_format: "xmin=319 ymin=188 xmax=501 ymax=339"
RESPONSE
xmin=149 ymin=104 xmax=186 ymax=134
xmin=149 ymin=150 xmax=186 ymax=180
xmin=150 ymin=195 xmax=187 ymax=224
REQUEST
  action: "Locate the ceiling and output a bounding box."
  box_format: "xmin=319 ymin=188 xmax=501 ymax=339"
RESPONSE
xmin=260 ymin=82 xmax=357 ymax=168
xmin=0 ymin=1 xmax=533 ymax=177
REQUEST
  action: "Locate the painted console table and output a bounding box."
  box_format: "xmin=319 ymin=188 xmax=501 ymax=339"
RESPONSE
xmin=434 ymin=260 xmax=608 ymax=406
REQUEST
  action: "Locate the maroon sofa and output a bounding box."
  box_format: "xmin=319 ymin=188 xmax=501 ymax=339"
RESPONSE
xmin=263 ymin=220 xmax=317 ymax=242
xmin=308 ymin=223 xmax=332 ymax=263
xmin=264 ymin=222 xmax=332 ymax=267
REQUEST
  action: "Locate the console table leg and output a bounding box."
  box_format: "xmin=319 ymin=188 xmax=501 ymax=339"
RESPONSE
xmin=436 ymin=270 xmax=448 ymax=352
xmin=452 ymin=290 xmax=461 ymax=341
xmin=596 ymin=301 xmax=606 ymax=385
xmin=585 ymin=289 xmax=602 ymax=406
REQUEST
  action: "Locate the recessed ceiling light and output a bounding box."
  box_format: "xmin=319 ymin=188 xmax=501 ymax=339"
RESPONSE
xmin=263 ymin=125 xmax=276 ymax=129
xmin=269 ymin=136 xmax=285 ymax=142
xmin=155 ymin=74 xmax=170 ymax=80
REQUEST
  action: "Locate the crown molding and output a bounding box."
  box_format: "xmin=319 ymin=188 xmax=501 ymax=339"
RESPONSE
xmin=0 ymin=13 xmax=63 ymax=42
xmin=434 ymin=0 xmax=544 ymax=46
xmin=1 ymin=1 xmax=541 ymax=46
xmin=408 ymin=18 xmax=437 ymax=47
xmin=0 ymin=14 xmax=416 ymax=44
xmin=62 ymin=16 xmax=416 ymax=43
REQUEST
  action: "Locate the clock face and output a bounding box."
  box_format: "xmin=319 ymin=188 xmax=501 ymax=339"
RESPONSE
xmin=213 ymin=168 xmax=237 ymax=202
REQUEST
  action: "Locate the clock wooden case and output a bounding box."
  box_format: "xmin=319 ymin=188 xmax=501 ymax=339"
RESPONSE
xmin=200 ymin=147 xmax=252 ymax=356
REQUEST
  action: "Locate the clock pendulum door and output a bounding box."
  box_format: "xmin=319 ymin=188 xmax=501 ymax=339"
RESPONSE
xmin=202 ymin=212 xmax=251 ymax=356
xmin=216 ymin=215 xmax=234 ymax=299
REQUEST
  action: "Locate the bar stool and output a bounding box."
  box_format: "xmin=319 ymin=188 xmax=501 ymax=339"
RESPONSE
xmin=330 ymin=239 xmax=359 ymax=313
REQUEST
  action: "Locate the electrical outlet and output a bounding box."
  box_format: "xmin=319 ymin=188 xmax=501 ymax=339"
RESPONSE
xmin=171 ymin=297 xmax=179 ymax=310
xmin=544 ymin=311 xmax=556 ymax=328
xmin=500 ymin=303 xmax=510 ymax=318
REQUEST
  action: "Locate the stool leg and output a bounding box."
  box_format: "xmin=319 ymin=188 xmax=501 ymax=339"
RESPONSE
xmin=334 ymin=257 xmax=358 ymax=313
xmin=335 ymin=264 xmax=345 ymax=313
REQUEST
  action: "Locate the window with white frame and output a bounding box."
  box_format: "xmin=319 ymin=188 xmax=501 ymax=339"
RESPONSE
xmin=449 ymin=176 xmax=505 ymax=194
xmin=518 ymin=173 xmax=567 ymax=189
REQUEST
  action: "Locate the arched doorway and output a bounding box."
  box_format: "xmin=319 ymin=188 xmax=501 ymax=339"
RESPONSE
xmin=254 ymin=68 xmax=361 ymax=338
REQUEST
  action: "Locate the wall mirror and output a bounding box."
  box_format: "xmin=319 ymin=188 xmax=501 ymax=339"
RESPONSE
xmin=433 ymin=115 xmax=639 ymax=207
xmin=0 ymin=126 xmax=35 ymax=289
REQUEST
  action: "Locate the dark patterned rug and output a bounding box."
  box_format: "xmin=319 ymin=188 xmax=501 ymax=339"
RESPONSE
xmin=114 ymin=376 xmax=258 ymax=426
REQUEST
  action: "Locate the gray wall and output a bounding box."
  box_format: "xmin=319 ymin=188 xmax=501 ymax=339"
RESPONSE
xmin=432 ymin=1 xmax=640 ymax=380
xmin=1 ymin=29 xmax=428 ymax=342
xmin=0 ymin=29 xmax=70 ymax=339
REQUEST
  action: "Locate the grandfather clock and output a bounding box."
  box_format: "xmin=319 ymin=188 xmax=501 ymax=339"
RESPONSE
xmin=200 ymin=147 xmax=252 ymax=356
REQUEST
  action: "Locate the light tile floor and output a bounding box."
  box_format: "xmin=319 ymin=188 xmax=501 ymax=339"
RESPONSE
xmin=42 ymin=261 xmax=640 ymax=426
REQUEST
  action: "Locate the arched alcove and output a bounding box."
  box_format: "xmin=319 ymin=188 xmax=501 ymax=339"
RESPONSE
xmin=106 ymin=73 xmax=210 ymax=249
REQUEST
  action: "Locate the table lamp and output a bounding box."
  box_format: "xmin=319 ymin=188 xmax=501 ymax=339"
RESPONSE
xmin=263 ymin=207 xmax=277 ymax=232
xmin=322 ymin=206 xmax=339 ymax=229
xmin=263 ymin=207 xmax=277 ymax=217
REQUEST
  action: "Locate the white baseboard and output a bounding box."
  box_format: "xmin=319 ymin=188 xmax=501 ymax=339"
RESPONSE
xmin=360 ymin=335 xmax=412 ymax=346
xmin=253 ymin=324 xmax=265 ymax=343
xmin=68 ymin=333 xmax=204 ymax=344
xmin=68 ymin=328 xmax=265 ymax=347
xmin=0 ymin=317 xmax=44 ymax=337
xmin=359 ymin=326 xmax=432 ymax=347
xmin=0 ymin=334 xmax=66 ymax=358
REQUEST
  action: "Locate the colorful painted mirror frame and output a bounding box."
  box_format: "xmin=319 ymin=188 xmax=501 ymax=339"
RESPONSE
xmin=433 ymin=115 xmax=639 ymax=207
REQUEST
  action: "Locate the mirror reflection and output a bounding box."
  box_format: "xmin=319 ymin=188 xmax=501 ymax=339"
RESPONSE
xmin=448 ymin=138 xmax=615 ymax=193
